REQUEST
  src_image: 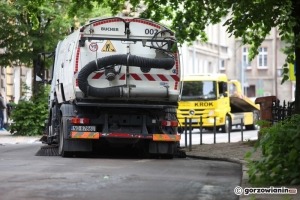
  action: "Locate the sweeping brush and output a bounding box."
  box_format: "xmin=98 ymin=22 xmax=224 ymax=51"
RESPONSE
xmin=35 ymin=144 xmax=59 ymax=156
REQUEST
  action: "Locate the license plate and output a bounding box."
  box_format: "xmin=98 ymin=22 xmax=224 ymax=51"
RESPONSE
xmin=71 ymin=126 xmax=96 ymax=132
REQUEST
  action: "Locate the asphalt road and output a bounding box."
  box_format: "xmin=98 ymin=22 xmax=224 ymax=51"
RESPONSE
xmin=0 ymin=143 xmax=241 ymax=200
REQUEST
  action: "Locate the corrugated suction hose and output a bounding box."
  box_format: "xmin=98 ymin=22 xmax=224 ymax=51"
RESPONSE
xmin=77 ymin=54 xmax=175 ymax=97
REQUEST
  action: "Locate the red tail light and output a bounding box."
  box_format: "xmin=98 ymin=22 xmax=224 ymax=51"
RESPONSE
xmin=71 ymin=117 xmax=90 ymax=124
xmin=161 ymin=120 xmax=178 ymax=127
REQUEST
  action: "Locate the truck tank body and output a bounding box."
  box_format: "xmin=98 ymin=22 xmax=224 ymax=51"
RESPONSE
xmin=53 ymin=17 xmax=180 ymax=103
xmin=45 ymin=17 xmax=182 ymax=158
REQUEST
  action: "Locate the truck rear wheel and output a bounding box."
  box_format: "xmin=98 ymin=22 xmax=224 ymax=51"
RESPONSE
xmin=50 ymin=106 xmax=59 ymax=144
xmin=58 ymin=117 xmax=71 ymax=157
xmin=221 ymin=115 xmax=231 ymax=133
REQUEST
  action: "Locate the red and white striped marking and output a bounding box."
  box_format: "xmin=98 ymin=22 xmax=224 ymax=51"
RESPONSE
xmin=91 ymin=72 xmax=179 ymax=82
xmin=174 ymin=53 xmax=180 ymax=90
xmin=70 ymin=131 xmax=180 ymax=142
xmin=74 ymin=46 xmax=81 ymax=87
xmin=93 ymin=18 xmax=160 ymax=29
xmin=74 ymin=47 xmax=80 ymax=74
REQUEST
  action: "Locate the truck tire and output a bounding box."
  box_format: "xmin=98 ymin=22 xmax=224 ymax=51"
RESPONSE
xmin=221 ymin=115 xmax=231 ymax=133
xmin=58 ymin=117 xmax=71 ymax=157
xmin=46 ymin=98 xmax=60 ymax=144
xmin=178 ymin=127 xmax=183 ymax=134
xmin=246 ymin=111 xmax=260 ymax=130
xmin=50 ymin=106 xmax=59 ymax=143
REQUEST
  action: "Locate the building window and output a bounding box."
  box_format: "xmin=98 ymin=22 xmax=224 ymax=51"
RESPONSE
xmin=277 ymin=68 xmax=283 ymax=77
xmin=219 ymin=59 xmax=225 ymax=71
xmin=246 ymin=85 xmax=256 ymax=97
xmin=258 ymin=47 xmax=268 ymax=69
xmin=242 ymin=47 xmax=251 ymax=69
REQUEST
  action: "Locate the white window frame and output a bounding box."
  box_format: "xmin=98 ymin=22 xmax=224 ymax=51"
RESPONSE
xmin=242 ymin=47 xmax=251 ymax=69
xmin=257 ymin=47 xmax=268 ymax=69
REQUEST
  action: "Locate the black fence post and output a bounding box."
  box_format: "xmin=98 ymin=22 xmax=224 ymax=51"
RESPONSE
xmin=189 ymin=118 xmax=192 ymax=151
xmin=228 ymin=121 xmax=231 ymax=143
xmin=241 ymin=118 xmax=244 ymax=142
xmin=213 ymin=117 xmax=216 ymax=144
xmin=184 ymin=117 xmax=187 ymax=148
xmin=271 ymin=100 xmax=295 ymax=123
xmin=200 ymin=116 xmax=203 ymax=145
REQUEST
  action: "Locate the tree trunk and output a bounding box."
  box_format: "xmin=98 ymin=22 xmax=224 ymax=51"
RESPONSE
xmin=295 ymin=43 xmax=300 ymax=114
xmin=32 ymin=58 xmax=38 ymax=97
xmin=292 ymin=0 xmax=300 ymax=114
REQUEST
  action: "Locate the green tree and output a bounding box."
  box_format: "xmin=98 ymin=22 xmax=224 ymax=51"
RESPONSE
xmin=0 ymin=0 xmax=111 ymax=95
xmin=0 ymin=0 xmax=74 ymax=65
xmin=0 ymin=0 xmax=72 ymax=95
xmin=69 ymin=0 xmax=300 ymax=114
xmin=0 ymin=0 xmax=111 ymax=135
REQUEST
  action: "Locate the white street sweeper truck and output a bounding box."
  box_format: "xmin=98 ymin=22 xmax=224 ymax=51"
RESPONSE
xmin=42 ymin=17 xmax=182 ymax=157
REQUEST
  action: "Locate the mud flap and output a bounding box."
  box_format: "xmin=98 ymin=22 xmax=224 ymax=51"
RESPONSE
xmin=60 ymin=117 xmax=92 ymax=153
xmin=149 ymin=141 xmax=176 ymax=155
xmin=63 ymin=139 xmax=93 ymax=152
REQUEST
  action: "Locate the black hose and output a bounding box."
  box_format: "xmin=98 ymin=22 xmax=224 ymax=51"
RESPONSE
xmin=127 ymin=54 xmax=175 ymax=70
xmin=78 ymin=54 xmax=175 ymax=97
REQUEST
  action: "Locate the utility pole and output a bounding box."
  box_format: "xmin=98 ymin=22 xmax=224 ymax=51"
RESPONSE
xmin=274 ymin=28 xmax=278 ymax=97
xmin=241 ymin=62 xmax=245 ymax=96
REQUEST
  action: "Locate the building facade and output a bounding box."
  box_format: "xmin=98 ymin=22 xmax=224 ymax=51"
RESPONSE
xmin=181 ymin=20 xmax=234 ymax=76
xmin=234 ymin=28 xmax=293 ymax=101
xmin=180 ymin=23 xmax=294 ymax=102
xmin=0 ymin=65 xmax=32 ymax=104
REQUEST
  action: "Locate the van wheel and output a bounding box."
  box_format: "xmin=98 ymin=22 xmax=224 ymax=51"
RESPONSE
xmin=221 ymin=115 xmax=231 ymax=133
xmin=246 ymin=111 xmax=260 ymax=130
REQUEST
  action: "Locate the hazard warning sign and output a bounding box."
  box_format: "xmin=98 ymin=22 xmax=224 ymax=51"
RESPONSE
xmin=101 ymin=40 xmax=116 ymax=52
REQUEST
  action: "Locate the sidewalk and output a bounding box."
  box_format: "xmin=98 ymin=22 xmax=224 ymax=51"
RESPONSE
xmin=0 ymin=130 xmax=41 ymax=145
xmin=183 ymin=143 xmax=299 ymax=200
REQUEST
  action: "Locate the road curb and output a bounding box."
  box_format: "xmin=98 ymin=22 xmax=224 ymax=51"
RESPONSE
xmin=186 ymin=154 xmax=244 ymax=164
xmin=0 ymin=131 xmax=41 ymax=145
xmin=185 ymin=154 xmax=249 ymax=200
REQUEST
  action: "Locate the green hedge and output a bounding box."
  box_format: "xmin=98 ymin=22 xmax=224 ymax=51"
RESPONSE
xmin=9 ymin=84 xmax=49 ymax=136
xmin=246 ymin=114 xmax=300 ymax=185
